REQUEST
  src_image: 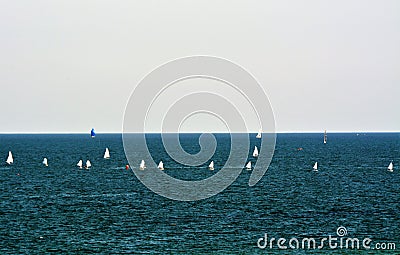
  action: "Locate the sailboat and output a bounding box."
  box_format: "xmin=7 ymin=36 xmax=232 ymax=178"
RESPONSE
xmin=246 ymin=161 xmax=252 ymax=170
xmin=313 ymin=162 xmax=318 ymax=171
xmin=85 ymin=160 xmax=91 ymax=169
xmin=209 ymin=161 xmax=214 ymax=170
xmin=42 ymin=158 xmax=48 ymax=167
xmin=139 ymin=160 xmax=146 ymax=170
xmin=323 ymin=130 xmax=327 ymax=144
xmin=104 ymin=148 xmax=110 ymax=159
xmin=77 ymin=160 xmax=83 ymax=169
xmin=256 ymin=129 xmax=262 ymax=139
xmin=158 ymin=161 xmax=164 ymax=170
xmin=6 ymin=151 xmax=13 ymax=165
xmin=253 ymin=146 xmax=259 ymax=157
xmin=388 ymin=161 xmax=394 ymax=172
xmin=90 ymin=128 xmax=96 ymax=138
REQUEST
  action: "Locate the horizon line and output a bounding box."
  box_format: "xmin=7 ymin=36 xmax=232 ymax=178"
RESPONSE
xmin=0 ymin=130 xmax=399 ymax=135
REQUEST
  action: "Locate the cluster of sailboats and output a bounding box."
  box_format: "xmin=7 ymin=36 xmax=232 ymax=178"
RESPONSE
xmin=136 ymin=146 xmax=259 ymax=172
xmin=3 ymin=129 xmax=396 ymax=173
xmin=136 ymin=160 xmax=163 ymax=170
xmin=207 ymin=145 xmax=258 ymax=171
xmin=4 ymin=147 xmax=110 ymax=170
xmin=75 ymin=147 xmax=110 ymax=169
xmin=137 ymin=133 xmax=262 ymax=171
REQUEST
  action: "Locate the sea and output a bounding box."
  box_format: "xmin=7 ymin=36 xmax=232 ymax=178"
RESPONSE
xmin=0 ymin=133 xmax=399 ymax=254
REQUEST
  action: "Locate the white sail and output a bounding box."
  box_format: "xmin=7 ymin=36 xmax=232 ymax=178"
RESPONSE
xmin=246 ymin=161 xmax=252 ymax=170
xmin=139 ymin=160 xmax=146 ymax=170
xmin=42 ymin=158 xmax=48 ymax=167
xmin=388 ymin=162 xmax=393 ymax=172
xmin=77 ymin=160 xmax=83 ymax=168
xmin=209 ymin=161 xmax=214 ymax=170
xmin=6 ymin=151 xmax=13 ymax=165
xmin=104 ymin=148 xmax=110 ymax=159
xmin=253 ymin=146 xmax=259 ymax=157
xmin=86 ymin=160 xmax=91 ymax=169
xmin=313 ymin=162 xmax=318 ymax=171
xmin=256 ymin=129 xmax=262 ymax=139
xmin=324 ymin=130 xmax=327 ymax=144
xmin=158 ymin=161 xmax=164 ymax=170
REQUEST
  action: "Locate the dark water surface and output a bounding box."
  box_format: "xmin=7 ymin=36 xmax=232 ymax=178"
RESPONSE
xmin=0 ymin=133 xmax=399 ymax=254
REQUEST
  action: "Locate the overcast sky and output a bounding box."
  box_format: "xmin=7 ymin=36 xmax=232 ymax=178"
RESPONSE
xmin=0 ymin=0 xmax=399 ymax=133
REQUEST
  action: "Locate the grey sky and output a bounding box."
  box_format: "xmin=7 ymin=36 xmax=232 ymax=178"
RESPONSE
xmin=1 ymin=0 xmax=399 ymax=133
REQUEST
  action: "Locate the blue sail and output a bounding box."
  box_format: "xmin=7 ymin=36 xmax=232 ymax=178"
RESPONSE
xmin=91 ymin=128 xmax=96 ymax=138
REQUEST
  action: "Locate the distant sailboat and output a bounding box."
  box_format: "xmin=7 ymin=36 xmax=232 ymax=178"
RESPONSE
xmin=313 ymin=162 xmax=318 ymax=171
xmin=104 ymin=148 xmax=110 ymax=159
xmin=253 ymin=146 xmax=259 ymax=157
xmin=209 ymin=161 xmax=214 ymax=170
xmin=246 ymin=161 xmax=252 ymax=170
xmin=91 ymin=128 xmax=96 ymax=138
xmin=323 ymin=130 xmax=327 ymax=144
xmin=85 ymin=160 xmax=92 ymax=169
xmin=6 ymin=151 xmax=13 ymax=165
xmin=256 ymin=129 xmax=262 ymax=139
xmin=158 ymin=161 xmax=164 ymax=170
xmin=42 ymin=158 xmax=48 ymax=167
xmin=77 ymin=160 xmax=83 ymax=169
xmin=388 ymin=161 xmax=393 ymax=172
xmin=139 ymin=160 xmax=146 ymax=170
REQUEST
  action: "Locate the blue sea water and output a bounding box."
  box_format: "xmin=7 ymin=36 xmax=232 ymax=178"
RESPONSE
xmin=0 ymin=133 xmax=399 ymax=254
